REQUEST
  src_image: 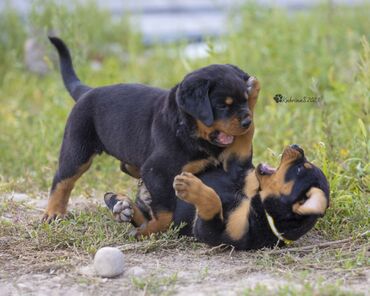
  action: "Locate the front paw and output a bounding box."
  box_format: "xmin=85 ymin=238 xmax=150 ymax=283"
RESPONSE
xmin=173 ymin=172 xmax=203 ymax=203
xmin=104 ymin=192 xmax=133 ymax=223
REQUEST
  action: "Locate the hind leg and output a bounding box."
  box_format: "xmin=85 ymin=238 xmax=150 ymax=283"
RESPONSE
xmin=42 ymin=138 xmax=96 ymax=222
xmin=120 ymin=162 xmax=141 ymax=179
xmin=173 ymin=172 xmax=223 ymax=221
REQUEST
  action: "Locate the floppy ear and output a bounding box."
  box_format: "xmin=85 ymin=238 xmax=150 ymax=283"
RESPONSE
xmin=292 ymin=187 xmax=328 ymax=215
xmin=176 ymin=79 xmax=214 ymax=126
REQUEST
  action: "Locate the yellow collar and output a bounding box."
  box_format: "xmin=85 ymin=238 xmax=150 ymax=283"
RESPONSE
xmin=265 ymin=211 xmax=293 ymax=245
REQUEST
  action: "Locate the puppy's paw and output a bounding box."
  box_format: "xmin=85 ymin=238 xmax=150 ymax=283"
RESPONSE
xmin=113 ymin=200 xmax=134 ymax=222
xmin=173 ymin=172 xmax=203 ymax=203
xmin=42 ymin=208 xmax=66 ymax=223
xmin=246 ymin=76 xmax=261 ymax=99
xmin=104 ymin=192 xmax=134 ymax=223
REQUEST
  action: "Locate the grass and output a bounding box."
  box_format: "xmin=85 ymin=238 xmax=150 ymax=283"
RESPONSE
xmin=242 ymin=282 xmax=364 ymax=296
xmin=0 ymin=1 xmax=369 ymax=293
xmin=131 ymin=273 xmax=178 ymax=295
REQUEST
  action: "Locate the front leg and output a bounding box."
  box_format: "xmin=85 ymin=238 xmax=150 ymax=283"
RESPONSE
xmin=134 ymin=156 xmax=179 ymax=237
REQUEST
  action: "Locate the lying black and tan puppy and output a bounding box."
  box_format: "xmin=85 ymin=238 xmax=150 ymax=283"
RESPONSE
xmin=44 ymin=37 xmax=260 ymax=237
xmin=172 ymin=145 xmax=330 ymax=249
xmin=105 ymin=145 xmax=329 ymax=247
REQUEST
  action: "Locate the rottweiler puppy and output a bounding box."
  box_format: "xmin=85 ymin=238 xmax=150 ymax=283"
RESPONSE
xmin=44 ymin=37 xmax=260 ymax=237
xmin=171 ymin=144 xmax=330 ymax=249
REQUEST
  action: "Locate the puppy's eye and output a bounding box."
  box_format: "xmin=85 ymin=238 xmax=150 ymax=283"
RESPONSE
xmin=297 ymin=165 xmax=304 ymax=175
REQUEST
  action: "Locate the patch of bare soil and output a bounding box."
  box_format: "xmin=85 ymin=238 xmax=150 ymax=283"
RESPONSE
xmin=0 ymin=193 xmax=368 ymax=295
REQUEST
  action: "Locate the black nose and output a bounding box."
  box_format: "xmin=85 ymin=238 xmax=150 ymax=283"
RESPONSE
xmin=290 ymin=144 xmax=300 ymax=150
xmin=241 ymin=118 xmax=252 ymax=128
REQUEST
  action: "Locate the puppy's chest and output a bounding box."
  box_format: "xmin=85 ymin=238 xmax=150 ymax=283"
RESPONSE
xmin=181 ymin=133 xmax=253 ymax=177
xmin=182 ymin=156 xmax=220 ymax=175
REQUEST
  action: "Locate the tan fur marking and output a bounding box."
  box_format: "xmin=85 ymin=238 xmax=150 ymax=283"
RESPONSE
xmin=292 ymin=187 xmax=328 ymax=215
xmin=44 ymin=157 xmax=94 ymax=218
xmin=196 ymin=118 xmax=247 ymax=142
xmin=182 ymin=157 xmax=219 ymax=175
xmin=247 ymin=77 xmax=260 ymax=111
xmin=260 ymin=179 xmax=294 ymax=201
xmin=226 ymin=199 xmax=251 ymax=240
xmin=259 ymin=147 xmax=302 ymax=201
xmin=244 ymin=169 xmax=259 ymax=198
xmin=194 ymin=186 xmax=223 ymax=220
xmin=225 ymin=97 xmax=234 ymax=105
xmin=136 ymin=211 xmax=173 ymax=236
xmin=304 ymin=163 xmax=313 ymax=169
xmin=124 ymin=164 xmax=141 ymax=179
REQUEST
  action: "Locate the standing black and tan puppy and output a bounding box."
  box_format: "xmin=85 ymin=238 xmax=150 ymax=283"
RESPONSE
xmin=44 ymin=37 xmax=260 ymax=236
xmin=173 ymin=145 xmax=330 ymax=249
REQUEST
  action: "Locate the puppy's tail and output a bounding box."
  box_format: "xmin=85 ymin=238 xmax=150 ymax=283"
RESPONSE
xmin=48 ymin=36 xmax=91 ymax=102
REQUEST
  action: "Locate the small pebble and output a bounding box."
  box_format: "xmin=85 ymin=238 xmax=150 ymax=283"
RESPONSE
xmin=126 ymin=266 xmax=145 ymax=277
xmin=12 ymin=193 xmax=29 ymax=203
xmin=93 ymin=247 xmax=125 ymax=278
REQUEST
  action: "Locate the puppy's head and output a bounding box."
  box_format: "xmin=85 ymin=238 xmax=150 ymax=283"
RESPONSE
xmin=176 ymin=64 xmax=256 ymax=147
xmin=256 ymin=145 xmax=330 ymax=241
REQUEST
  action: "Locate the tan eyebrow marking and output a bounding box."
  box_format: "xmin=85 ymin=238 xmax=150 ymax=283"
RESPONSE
xmin=225 ymin=97 xmax=234 ymax=105
xmin=304 ymin=163 xmax=313 ymax=169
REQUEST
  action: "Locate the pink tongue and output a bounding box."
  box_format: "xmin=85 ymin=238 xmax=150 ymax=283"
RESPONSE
xmin=217 ymin=132 xmax=234 ymax=145
xmin=260 ymin=164 xmax=277 ymax=174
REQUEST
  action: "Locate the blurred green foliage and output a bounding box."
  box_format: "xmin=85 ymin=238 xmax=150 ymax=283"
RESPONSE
xmin=0 ymin=0 xmax=368 ymax=238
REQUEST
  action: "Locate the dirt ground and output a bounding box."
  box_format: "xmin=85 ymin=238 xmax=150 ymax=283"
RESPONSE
xmin=0 ymin=193 xmax=368 ymax=296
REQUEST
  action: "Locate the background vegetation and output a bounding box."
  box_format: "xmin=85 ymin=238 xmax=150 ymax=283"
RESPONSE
xmin=0 ymin=0 xmax=368 ymax=241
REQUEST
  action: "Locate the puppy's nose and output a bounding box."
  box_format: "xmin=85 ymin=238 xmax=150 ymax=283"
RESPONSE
xmin=241 ymin=117 xmax=252 ymax=128
xmin=290 ymin=144 xmax=300 ymax=150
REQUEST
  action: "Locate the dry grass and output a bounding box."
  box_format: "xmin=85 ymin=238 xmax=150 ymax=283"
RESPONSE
xmin=0 ymin=198 xmax=368 ymax=295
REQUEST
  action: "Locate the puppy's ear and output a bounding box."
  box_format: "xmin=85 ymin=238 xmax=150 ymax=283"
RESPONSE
xmin=292 ymin=187 xmax=328 ymax=216
xmin=176 ymin=79 xmax=214 ymax=126
xmin=246 ymin=76 xmax=260 ymax=112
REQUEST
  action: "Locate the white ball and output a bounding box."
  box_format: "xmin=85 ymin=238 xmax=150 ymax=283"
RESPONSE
xmin=93 ymin=247 xmax=125 ymax=278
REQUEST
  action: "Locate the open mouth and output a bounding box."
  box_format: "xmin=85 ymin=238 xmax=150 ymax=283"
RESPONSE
xmin=257 ymin=163 xmax=277 ymax=175
xmin=211 ymin=131 xmax=235 ymax=147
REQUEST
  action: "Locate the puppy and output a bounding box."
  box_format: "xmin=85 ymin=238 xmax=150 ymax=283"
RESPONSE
xmin=173 ymin=145 xmax=330 ymax=249
xmin=44 ymin=37 xmax=260 ymax=237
